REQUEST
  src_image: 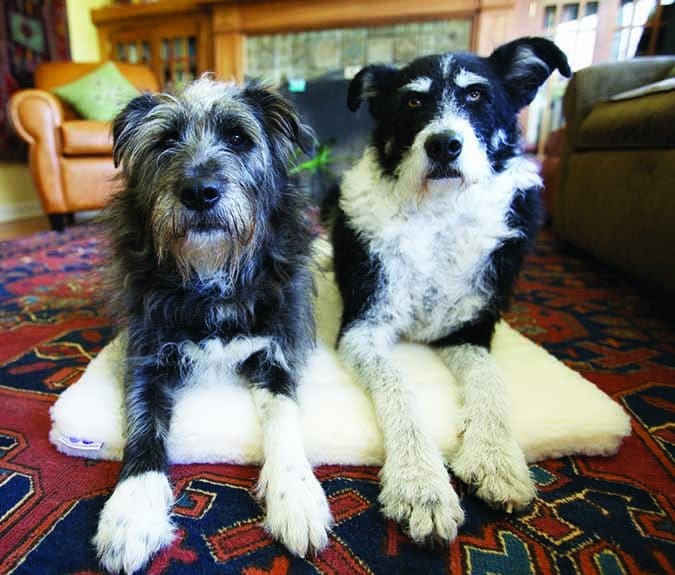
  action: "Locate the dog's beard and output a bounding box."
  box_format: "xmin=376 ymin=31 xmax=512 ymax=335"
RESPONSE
xmin=397 ymin=149 xmax=497 ymax=203
xmin=174 ymin=231 xmax=243 ymax=284
xmin=152 ymin=188 xmax=256 ymax=283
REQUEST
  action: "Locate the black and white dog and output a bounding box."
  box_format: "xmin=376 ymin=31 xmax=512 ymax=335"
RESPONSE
xmin=331 ymin=38 xmax=570 ymax=542
xmin=93 ymin=78 xmax=332 ymax=573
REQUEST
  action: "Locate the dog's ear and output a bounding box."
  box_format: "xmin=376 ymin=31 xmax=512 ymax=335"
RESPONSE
xmin=488 ymin=37 xmax=571 ymax=109
xmin=347 ymin=64 xmax=398 ymax=113
xmin=112 ymin=93 xmax=160 ymax=168
xmin=243 ymin=82 xmax=315 ymax=156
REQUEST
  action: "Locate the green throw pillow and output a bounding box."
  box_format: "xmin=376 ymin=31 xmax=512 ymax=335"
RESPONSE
xmin=52 ymin=61 xmax=140 ymax=122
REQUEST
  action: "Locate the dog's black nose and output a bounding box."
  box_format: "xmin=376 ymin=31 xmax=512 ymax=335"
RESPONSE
xmin=180 ymin=179 xmax=222 ymax=212
xmin=425 ymin=131 xmax=464 ymax=163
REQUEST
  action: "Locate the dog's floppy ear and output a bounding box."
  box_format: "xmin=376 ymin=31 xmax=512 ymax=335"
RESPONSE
xmin=488 ymin=37 xmax=571 ymax=109
xmin=112 ymin=93 xmax=160 ymax=168
xmin=347 ymin=64 xmax=398 ymax=113
xmin=243 ymin=82 xmax=315 ymax=156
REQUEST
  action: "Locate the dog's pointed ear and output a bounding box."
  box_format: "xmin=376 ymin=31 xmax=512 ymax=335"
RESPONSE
xmin=347 ymin=64 xmax=398 ymax=113
xmin=488 ymin=37 xmax=571 ymax=109
xmin=112 ymin=93 xmax=160 ymax=168
xmin=243 ymin=82 xmax=315 ymax=156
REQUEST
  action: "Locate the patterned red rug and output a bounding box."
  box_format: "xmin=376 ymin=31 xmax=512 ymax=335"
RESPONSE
xmin=0 ymin=225 xmax=673 ymax=575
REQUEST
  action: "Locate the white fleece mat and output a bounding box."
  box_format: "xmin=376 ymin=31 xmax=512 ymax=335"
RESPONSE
xmin=50 ymin=255 xmax=631 ymax=466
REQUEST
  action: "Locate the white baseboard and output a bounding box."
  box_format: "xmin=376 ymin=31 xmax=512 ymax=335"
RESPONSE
xmin=0 ymin=202 xmax=43 ymax=223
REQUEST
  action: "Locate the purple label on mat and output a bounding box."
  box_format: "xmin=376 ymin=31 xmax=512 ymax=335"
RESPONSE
xmin=59 ymin=435 xmax=103 ymax=451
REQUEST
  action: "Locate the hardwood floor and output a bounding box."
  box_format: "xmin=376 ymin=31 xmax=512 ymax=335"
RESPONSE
xmin=0 ymin=212 xmax=102 ymax=241
xmin=0 ymin=216 xmax=51 ymax=241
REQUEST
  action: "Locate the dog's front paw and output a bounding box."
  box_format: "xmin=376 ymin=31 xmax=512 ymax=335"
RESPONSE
xmin=379 ymin=457 xmax=464 ymax=544
xmin=93 ymin=471 xmax=176 ymax=574
xmin=452 ymin=434 xmax=535 ymax=512
xmin=257 ymin=464 xmax=333 ymax=557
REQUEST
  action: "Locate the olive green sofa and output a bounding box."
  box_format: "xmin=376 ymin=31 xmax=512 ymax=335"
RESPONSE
xmin=554 ymin=57 xmax=675 ymax=294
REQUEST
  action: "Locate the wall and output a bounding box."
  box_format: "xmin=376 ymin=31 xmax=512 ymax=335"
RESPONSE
xmin=0 ymin=0 xmax=111 ymax=222
xmin=67 ymin=0 xmax=111 ymax=62
xmin=0 ymin=165 xmax=40 ymax=222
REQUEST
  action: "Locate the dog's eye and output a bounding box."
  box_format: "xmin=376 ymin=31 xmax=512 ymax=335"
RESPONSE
xmin=407 ymin=97 xmax=422 ymax=109
xmin=466 ymin=87 xmax=483 ymax=103
xmin=229 ymin=131 xmax=247 ymax=148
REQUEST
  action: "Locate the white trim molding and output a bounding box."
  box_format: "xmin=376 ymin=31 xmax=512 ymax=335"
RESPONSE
xmin=0 ymin=201 xmax=43 ymax=223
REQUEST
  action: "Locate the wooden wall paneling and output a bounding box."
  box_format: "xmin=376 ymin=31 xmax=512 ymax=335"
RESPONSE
xmin=95 ymin=0 xmax=517 ymax=86
xmin=220 ymin=0 xmax=480 ymax=34
xmin=213 ymin=31 xmax=245 ymax=83
xmin=475 ymin=7 xmax=514 ymax=55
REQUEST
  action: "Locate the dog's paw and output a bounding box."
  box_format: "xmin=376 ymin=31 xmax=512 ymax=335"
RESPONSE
xmin=452 ymin=434 xmax=535 ymax=512
xmin=257 ymin=464 xmax=333 ymax=557
xmin=93 ymin=471 xmax=176 ymax=574
xmin=379 ymin=457 xmax=464 ymax=544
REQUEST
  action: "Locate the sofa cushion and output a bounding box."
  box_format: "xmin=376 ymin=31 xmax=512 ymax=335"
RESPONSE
xmin=61 ymin=121 xmax=113 ymax=156
xmin=577 ymin=90 xmax=675 ymax=150
xmin=52 ymin=62 xmax=139 ymax=122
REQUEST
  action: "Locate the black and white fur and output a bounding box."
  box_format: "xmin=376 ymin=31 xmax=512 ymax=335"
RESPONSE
xmin=331 ymin=38 xmax=570 ymax=543
xmin=93 ymin=78 xmax=332 ymax=574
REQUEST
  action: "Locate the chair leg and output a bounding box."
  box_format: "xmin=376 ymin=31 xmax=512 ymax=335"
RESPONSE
xmin=48 ymin=214 xmax=66 ymax=232
xmin=48 ymin=212 xmax=75 ymax=231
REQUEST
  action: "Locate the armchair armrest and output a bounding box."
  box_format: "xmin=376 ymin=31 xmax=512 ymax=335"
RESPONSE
xmin=8 ymin=89 xmax=66 ymax=214
xmin=8 ymin=89 xmax=64 ymax=142
xmin=563 ymin=57 xmax=675 ymax=146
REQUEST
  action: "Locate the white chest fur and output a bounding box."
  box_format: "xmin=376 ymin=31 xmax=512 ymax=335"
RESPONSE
xmin=340 ymin=149 xmax=541 ymax=341
xmin=181 ymin=336 xmax=273 ymax=387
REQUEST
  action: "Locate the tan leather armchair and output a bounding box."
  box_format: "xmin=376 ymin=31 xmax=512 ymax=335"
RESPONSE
xmin=9 ymin=62 xmax=159 ymax=230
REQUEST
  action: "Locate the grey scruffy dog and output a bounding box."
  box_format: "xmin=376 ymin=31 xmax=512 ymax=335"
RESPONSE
xmin=93 ymin=78 xmax=333 ymax=574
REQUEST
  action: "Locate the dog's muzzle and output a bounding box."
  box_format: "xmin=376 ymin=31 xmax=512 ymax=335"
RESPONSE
xmin=180 ymin=177 xmax=223 ymax=212
xmin=425 ymin=131 xmax=463 ymax=179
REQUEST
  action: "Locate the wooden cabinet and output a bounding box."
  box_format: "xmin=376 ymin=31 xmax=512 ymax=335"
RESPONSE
xmin=93 ymin=0 xmax=516 ymax=86
xmin=93 ymin=1 xmax=211 ymax=90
